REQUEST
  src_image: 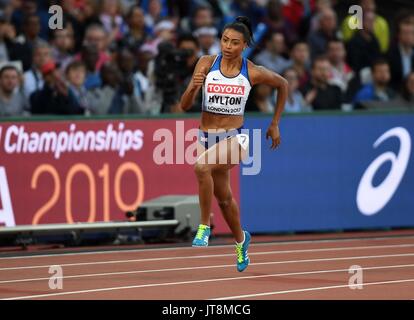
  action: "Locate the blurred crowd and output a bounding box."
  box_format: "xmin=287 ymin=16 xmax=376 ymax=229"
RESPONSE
xmin=0 ymin=0 xmax=414 ymax=118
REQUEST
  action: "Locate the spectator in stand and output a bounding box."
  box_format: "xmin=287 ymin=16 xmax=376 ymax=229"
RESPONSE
xmin=193 ymin=26 xmax=220 ymax=56
xmin=289 ymin=41 xmax=311 ymax=92
xmin=302 ymin=56 xmax=342 ymax=110
xmin=397 ymin=11 xmax=414 ymax=25
xmin=10 ymin=14 xmax=42 ymax=71
xmin=0 ymin=12 xmax=17 ymax=63
xmin=144 ymin=19 xmax=176 ymax=56
xmin=10 ymin=0 xmax=49 ymax=40
xmin=134 ymin=45 xmax=159 ymax=114
xmin=144 ymin=0 xmax=165 ymax=35
xmin=304 ymin=0 xmax=332 ymax=33
xmin=187 ymin=5 xmax=215 ymax=32
xmin=229 ymin=0 xmax=267 ymax=29
xmin=23 ymin=40 xmax=51 ymax=106
xmin=307 ymin=7 xmax=338 ymax=60
xmin=254 ymin=31 xmax=291 ymax=74
xmin=98 ymin=0 xmax=127 ymax=44
xmin=327 ymin=39 xmax=354 ymax=93
xmin=346 ymin=10 xmax=381 ymax=73
xmin=282 ymin=0 xmax=315 ymax=35
xmin=82 ymin=24 xmax=112 ymax=71
xmin=264 ymin=0 xmax=297 ymax=46
xmin=117 ymin=47 xmax=135 ymax=77
xmin=388 ymin=19 xmax=414 ymax=90
xmin=282 ymin=67 xmax=311 ymax=113
xmin=353 ymin=59 xmax=396 ymax=109
xmin=60 ymin=0 xmax=101 ymax=51
xmin=50 ymin=23 xmax=75 ymax=72
xmin=118 ymin=5 xmax=147 ymax=52
xmin=341 ymin=0 xmax=389 ymax=53
xmin=0 ymin=65 xmax=27 ymax=117
xmin=393 ymin=72 xmax=414 ymax=108
xmin=4 ymin=0 xmax=414 ymax=119
xmin=87 ymin=62 xmax=141 ymax=114
xmin=30 ymin=60 xmax=84 ymax=115
xmin=65 ymin=61 xmax=92 ymax=115
xmin=78 ymin=43 xmax=102 ymax=90
xmin=117 ymin=47 xmax=147 ymax=113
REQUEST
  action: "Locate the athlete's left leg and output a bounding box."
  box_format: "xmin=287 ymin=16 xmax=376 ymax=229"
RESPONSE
xmin=212 ymin=161 xmax=251 ymax=272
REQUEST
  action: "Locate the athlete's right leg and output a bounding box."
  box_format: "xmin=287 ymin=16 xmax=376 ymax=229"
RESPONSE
xmin=192 ymin=137 xmax=236 ymax=247
xmin=193 ymin=132 xmax=248 ymax=248
xmin=194 ymin=135 xmax=244 ymax=225
xmin=194 ymin=142 xmax=213 ymax=226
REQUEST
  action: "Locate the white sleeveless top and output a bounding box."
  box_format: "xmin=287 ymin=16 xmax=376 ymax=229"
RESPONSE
xmin=202 ymin=54 xmax=252 ymax=116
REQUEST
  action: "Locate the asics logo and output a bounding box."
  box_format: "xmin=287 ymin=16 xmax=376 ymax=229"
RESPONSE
xmin=356 ymin=127 xmax=411 ymax=216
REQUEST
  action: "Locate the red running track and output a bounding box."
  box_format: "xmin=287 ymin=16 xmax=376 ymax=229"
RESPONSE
xmin=1 ymin=230 xmax=414 ymax=300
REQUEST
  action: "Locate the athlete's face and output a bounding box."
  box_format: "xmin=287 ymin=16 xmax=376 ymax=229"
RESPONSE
xmin=220 ymin=29 xmax=246 ymax=59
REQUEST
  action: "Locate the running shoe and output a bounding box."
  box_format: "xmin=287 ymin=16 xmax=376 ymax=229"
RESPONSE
xmin=236 ymin=231 xmax=251 ymax=272
xmin=192 ymin=224 xmax=211 ymax=247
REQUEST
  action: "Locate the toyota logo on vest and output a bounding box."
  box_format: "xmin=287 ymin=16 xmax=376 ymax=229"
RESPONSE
xmin=207 ymin=84 xmax=245 ymax=95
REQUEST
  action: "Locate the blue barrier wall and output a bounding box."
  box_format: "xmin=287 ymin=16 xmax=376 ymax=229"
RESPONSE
xmin=240 ymin=113 xmax=414 ymax=232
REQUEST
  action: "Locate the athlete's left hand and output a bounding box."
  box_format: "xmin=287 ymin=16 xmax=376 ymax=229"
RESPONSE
xmin=266 ymin=125 xmax=281 ymax=150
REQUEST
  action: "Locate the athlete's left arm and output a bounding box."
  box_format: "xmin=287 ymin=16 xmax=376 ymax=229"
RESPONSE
xmin=249 ymin=62 xmax=288 ymax=150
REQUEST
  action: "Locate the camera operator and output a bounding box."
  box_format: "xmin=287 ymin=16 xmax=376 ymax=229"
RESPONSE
xmin=175 ymin=34 xmax=202 ymax=112
xmin=154 ymin=34 xmax=201 ymax=113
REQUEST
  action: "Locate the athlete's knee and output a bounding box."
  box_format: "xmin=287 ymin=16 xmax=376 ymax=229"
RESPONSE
xmin=216 ymin=193 xmax=233 ymax=209
xmin=194 ymin=162 xmax=211 ymax=179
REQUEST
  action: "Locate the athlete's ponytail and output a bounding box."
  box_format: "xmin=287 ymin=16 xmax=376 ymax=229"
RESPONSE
xmin=223 ymin=16 xmax=254 ymax=47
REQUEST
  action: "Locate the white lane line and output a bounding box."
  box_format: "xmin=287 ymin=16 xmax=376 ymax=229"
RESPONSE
xmin=213 ymin=278 xmax=414 ymax=300
xmin=1 ymin=243 xmax=414 ymax=271
xmin=1 ymin=252 xmax=414 ymax=285
xmin=1 ymin=234 xmax=414 ymax=260
xmin=3 ymin=263 xmax=414 ymax=300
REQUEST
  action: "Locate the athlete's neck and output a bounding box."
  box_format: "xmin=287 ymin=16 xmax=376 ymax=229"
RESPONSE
xmin=221 ymin=55 xmax=242 ymax=74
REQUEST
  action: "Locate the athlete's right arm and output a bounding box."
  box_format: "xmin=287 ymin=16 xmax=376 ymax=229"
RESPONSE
xmin=179 ymin=55 xmax=214 ymax=111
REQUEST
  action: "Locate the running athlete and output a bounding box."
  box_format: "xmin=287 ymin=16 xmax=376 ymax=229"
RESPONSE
xmin=179 ymin=16 xmax=288 ymax=272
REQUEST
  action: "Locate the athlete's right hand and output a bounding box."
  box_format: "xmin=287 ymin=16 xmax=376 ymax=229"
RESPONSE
xmin=192 ymin=67 xmax=207 ymax=88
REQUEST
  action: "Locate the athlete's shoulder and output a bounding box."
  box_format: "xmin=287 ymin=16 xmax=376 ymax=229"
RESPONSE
xmin=246 ymin=60 xmax=273 ymax=85
xmin=197 ymin=55 xmax=217 ymax=69
xmin=246 ymin=59 xmax=273 ymax=74
xmin=246 ymin=60 xmax=286 ymax=86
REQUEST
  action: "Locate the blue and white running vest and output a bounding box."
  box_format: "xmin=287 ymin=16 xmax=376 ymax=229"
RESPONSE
xmin=202 ymin=54 xmax=252 ymax=116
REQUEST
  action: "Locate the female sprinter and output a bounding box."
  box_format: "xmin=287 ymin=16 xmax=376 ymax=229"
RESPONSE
xmin=179 ymin=16 xmax=287 ymax=272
